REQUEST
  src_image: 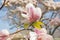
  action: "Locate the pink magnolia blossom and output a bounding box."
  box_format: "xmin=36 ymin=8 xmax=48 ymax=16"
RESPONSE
xmin=34 ymin=28 xmax=47 ymax=35
xmin=21 ymin=3 xmax=42 ymax=23
xmin=29 ymin=31 xmax=37 ymax=40
xmin=49 ymin=17 xmax=60 ymax=26
xmin=0 ymin=29 xmax=9 ymax=40
xmin=37 ymin=34 xmax=53 ymax=40
xmin=34 ymin=28 xmax=53 ymax=40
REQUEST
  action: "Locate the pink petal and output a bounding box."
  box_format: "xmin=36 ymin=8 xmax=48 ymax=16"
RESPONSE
xmin=0 ymin=30 xmax=9 ymax=40
xmin=26 ymin=3 xmax=42 ymax=23
xmin=34 ymin=28 xmax=47 ymax=35
xmin=29 ymin=7 xmax=39 ymax=22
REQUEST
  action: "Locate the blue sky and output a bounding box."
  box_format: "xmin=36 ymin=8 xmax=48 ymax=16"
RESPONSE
xmin=0 ymin=7 xmax=16 ymax=33
xmin=54 ymin=0 xmax=60 ymax=2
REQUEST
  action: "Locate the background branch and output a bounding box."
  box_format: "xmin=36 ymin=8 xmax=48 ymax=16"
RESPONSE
xmin=0 ymin=0 xmax=6 ymax=10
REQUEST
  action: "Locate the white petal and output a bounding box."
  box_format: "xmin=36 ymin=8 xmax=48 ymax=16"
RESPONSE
xmin=40 ymin=28 xmax=47 ymax=34
xmin=35 ymin=7 xmax=42 ymax=18
xmin=1 ymin=29 xmax=9 ymax=35
xmin=7 ymin=38 xmax=11 ymax=40
xmin=26 ymin=3 xmax=35 ymax=13
xmin=21 ymin=13 xmax=28 ymax=18
xmin=26 ymin=3 xmax=35 ymax=9
xmin=29 ymin=31 xmax=37 ymax=40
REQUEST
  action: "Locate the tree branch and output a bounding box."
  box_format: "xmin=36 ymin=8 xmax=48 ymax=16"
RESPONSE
xmin=0 ymin=0 xmax=6 ymax=10
xmin=10 ymin=29 xmax=33 ymax=35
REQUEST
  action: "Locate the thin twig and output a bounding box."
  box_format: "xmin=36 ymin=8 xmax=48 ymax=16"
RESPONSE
xmin=10 ymin=29 xmax=33 ymax=35
xmin=0 ymin=0 xmax=6 ymax=10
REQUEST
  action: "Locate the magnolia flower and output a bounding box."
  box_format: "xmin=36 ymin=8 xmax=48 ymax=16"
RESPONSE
xmin=37 ymin=34 xmax=53 ymax=40
xmin=21 ymin=3 xmax=42 ymax=23
xmin=34 ymin=28 xmax=47 ymax=35
xmin=34 ymin=28 xmax=53 ymax=40
xmin=0 ymin=29 xmax=9 ymax=40
xmin=49 ymin=17 xmax=60 ymax=26
xmin=29 ymin=31 xmax=37 ymax=40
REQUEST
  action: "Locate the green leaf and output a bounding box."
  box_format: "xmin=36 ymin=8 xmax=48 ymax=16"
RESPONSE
xmin=24 ymin=23 xmax=29 ymax=29
xmin=32 ymin=21 xmax=44 ymax=30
